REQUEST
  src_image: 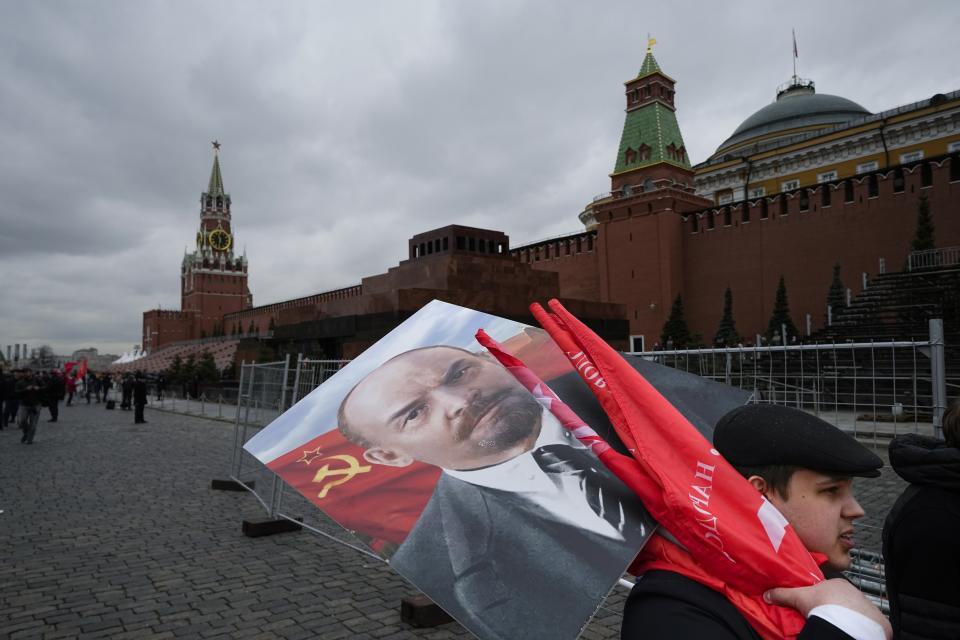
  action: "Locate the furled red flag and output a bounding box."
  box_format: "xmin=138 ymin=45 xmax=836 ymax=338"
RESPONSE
xmin=481 ymin=300 xmax=828 ymax=639
xmin=64 ymin=361 xmax=77 ymax=376
xmin=76 ymin=359 xmax=88 ymax=380
xmin=266 ymin=428 xmax=440 ymax=553
xmin=792 ymin=29 xmax=798 ymax=59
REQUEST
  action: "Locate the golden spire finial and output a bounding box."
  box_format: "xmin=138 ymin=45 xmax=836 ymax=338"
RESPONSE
xmin=647 ymin=34 xmax=657 ymax=54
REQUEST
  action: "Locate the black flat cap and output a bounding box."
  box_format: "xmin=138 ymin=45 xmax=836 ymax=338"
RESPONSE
xmin=715 ymin=404 xmax=883 ymax=478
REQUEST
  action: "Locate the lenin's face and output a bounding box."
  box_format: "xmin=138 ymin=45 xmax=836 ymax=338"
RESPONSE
xmin=341 ymin=346 xmax=543 ymax=471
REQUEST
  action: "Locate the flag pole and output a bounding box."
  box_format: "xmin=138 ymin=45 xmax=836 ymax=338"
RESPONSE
xmin=792 ymin=29 xmax=797 ymax=80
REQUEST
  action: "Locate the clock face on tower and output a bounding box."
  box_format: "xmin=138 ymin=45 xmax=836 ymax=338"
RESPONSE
xmin=209 ymin=229 xmax=232 ymax=251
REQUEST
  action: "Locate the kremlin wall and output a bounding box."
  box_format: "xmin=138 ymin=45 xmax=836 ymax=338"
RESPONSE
xmin=139 ymin=46 xmax=960 ymax=365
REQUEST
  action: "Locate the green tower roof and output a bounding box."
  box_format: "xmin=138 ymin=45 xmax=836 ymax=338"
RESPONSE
xmin=207 ymin=153 xmax=225 ymax=196
xmin=637 ymin=51 xmax=661 ymax=77
xmin=612 ymin=101 xmax=691 ymax=175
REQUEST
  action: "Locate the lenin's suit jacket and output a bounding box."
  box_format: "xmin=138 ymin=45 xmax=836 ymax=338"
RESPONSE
xmin=390 ymin=471 xmax=650 ymax=640
xmin=390 ymin=355 xmax=751 ymax=640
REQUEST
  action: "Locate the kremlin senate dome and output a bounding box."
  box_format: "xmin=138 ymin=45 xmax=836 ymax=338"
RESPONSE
xmin=712 ymin=77 xmax=871 ymax=158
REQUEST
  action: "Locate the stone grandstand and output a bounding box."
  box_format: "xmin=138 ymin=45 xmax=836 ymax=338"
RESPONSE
xmin=110 ymin=339 xmax=239 ymax=375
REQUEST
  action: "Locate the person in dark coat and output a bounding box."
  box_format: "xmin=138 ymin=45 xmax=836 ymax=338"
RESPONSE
xmin=133 ymin=372 xmax=148 ymax=424
xmin=120 ymin=374 xmax=133 ymax=410
xmin=46 ymin=370 xmax=65 ymax=422
xmin=622 ymin=404 xmax=891 ymax=640
xmin=0 ymin=367 xmax=7 ymax=429
xmin=4 ymin=369 xmax=21 ymax=427
xmin=17 ymin=371 xmax=44 ymax=444
xmin=882 ymin=401 xmax=960 ymax=640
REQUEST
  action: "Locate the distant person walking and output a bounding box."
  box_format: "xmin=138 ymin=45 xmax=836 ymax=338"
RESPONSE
xmin=133 ymin=372 xmax=148 ymax=424
xmin=100 ymin=374 xmax=112 ymax=404
xmin=0 ymin=367 xmax=7 ymax=430
xmin=4 ymin=370 xmax=21 ymax=427
xmin=121 ymin=374 xmax=133 ymax=411
xmin=65 ymin=372 xmax=77 ymax=406
xmin=17 ymin=371 xmax=43 ymax=444
xmin=46 ymin=370 xmax=65 ymax=422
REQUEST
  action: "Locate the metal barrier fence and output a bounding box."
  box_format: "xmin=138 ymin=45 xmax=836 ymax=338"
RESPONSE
xmin=224 ymin=357 xmax=378 ymax=558
xmin=628 ymin=319 xmax=950 ymax=442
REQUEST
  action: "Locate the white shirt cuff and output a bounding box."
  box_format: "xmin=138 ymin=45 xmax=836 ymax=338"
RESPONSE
xmin=809 ymin=604 xmax=885 ymax=640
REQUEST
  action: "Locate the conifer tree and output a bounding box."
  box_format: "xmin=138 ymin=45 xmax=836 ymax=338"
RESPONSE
xmin=713 ymin=287 xmax=741 ymax=347
xmin=168 ymin=354 xmax=183 ymax=384
xmin=661 ymin=294 xmax=692 ymax=348
xmin=766 ymin=276 xmax=799 ymax=341
xmin=911 ymin=195 xmax=935 ymax=252
xmin=826 ymin=263 xmax=844 ymax=309
xmin=825 ymin=263 xmax=845 ymax=323
xmin=196 ymin=350 xmax=219 ymax=384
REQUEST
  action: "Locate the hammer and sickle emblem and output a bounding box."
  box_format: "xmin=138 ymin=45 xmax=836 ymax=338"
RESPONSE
xmin=311 ymin=454 xmax=372 ymax=499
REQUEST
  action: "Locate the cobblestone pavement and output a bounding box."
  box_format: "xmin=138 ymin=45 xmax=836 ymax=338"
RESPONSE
xmin=0 ymin=402 xmax=906 ymax=639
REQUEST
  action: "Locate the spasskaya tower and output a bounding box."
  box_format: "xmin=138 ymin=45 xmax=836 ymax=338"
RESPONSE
xmin=142 ymin=142 xmax=252 ymax=350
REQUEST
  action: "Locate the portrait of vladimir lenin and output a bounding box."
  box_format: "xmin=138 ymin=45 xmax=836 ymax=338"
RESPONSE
xmin=337 ymin=344 xmax=653 ymax=640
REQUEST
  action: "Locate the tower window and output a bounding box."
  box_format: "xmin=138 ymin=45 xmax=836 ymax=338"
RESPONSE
xmin=442 ymin=237 xmax=449 ymax=251
xmin=586 ymin=235 xmax=594 ymax=251
xmin=625 ymin=148 xmax=637 ymax=164
xmin=690 ymin=215 xmax=699 ymax=233
xmin=456 ymin=236 xmax=465 ymax=250
xmin=468 ymin=237 xmax=476 ymax=251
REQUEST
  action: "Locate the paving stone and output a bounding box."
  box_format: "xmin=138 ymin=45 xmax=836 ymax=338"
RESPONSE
xmin=0 ymin=403 xmax=903 ymax=640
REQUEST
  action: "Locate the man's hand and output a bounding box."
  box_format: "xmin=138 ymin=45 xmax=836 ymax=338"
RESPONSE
xmin=765 ymin=579 xmax=891 ymax=639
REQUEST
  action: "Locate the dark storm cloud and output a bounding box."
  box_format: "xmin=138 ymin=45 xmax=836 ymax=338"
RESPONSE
xmin=0 ymin=0 xmax=956 ymax=356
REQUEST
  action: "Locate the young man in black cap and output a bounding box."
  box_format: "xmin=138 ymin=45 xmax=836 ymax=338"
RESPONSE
xmin=622 ymin=404 xmax=891 ymax=640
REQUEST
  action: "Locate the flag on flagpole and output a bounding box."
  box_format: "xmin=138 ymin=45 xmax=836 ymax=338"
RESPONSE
xmin=792 ymin=29 xmax=798 ymax=59
xmin=485 ymin=299 xmax=831 ymax=639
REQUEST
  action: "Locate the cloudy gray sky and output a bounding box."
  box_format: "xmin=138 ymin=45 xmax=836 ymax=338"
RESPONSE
xmin=2 ymin=0 xmax=957 ymax=357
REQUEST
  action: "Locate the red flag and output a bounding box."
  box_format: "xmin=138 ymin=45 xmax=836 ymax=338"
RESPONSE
xmin=76 ymin=359 xmax=88 ymax=380
xmin=792 ymin=29 xmax=798 ymax=59
xmin=267 ymin=428 xmax=440 ymax=552
xmin=485 ymin=300 xmax=827 ymax=639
